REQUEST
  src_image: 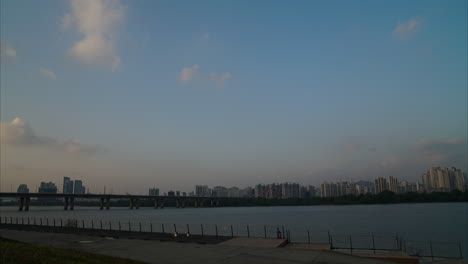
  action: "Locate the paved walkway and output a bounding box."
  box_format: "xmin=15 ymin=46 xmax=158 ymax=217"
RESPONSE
xmin=0 ymin=229 xmax=400 ymax=264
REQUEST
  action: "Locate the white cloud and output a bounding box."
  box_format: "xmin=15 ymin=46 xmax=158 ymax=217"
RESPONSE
xmin=0 ymin=117 xmax=99 ymax=155
xmin=393 ymin=17 xmax=423 ymax=39
xmin=179 ymin=64 xmax=232 ymax=87
xmin=380 ymin=156 xmax=401 ymax=168
xmin=208 ymin=72 xmax=232 ymax=88
xmin=179 ymin=64 xmax=200 ymax=83
xmin=63 ymin=0 xmax=125 ymax=71
xmin=40 ymin=68 xmax=57 ymax=80
xmin=0 ymin=42 xmax=17 ymax=60
xmin=413 ymin=138 xmax=465 ymax=163
xmin=201 ymin=32 xmax=210 ymax=41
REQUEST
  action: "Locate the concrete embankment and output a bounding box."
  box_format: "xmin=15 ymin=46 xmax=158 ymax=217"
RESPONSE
xmin=0 ymin=227 xmax=418 ymax=264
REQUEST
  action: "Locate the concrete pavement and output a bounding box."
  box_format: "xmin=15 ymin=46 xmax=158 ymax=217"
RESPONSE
xmin=0 ymin=229 xmax=401 ymax=264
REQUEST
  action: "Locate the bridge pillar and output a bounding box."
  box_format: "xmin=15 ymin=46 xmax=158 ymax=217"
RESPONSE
xmin=135 ymin=199 xmax=140 ymax=209
xmin=154 ymin=199 xmax=158 ymax=209
xmin=18 ymin=197 xmax=24 ymax=211
xmin=25 ymin=197 xmax=30 ymax=211
xmin=70 ymin=197 xmax=74 ymax=210
xmin=64 ymin=197 xmax=69 ymax=210
xmin=106 ymin=198 xmax=110 ymax=210
xmin=176 ymin=199 xmax=180 ymax=208
xmin=129 ymin=199 xmax=134 ymax=209
xmin=100 ymin=197 xmax=104 ymax=210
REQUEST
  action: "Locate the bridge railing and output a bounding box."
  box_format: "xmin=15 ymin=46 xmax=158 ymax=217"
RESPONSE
xmin=0 ymin=216 xmax=463 ymax=259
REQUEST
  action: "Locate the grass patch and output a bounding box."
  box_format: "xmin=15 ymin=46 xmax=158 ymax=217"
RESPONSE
xmin=0 ymin=237 xmax=147 ymax=264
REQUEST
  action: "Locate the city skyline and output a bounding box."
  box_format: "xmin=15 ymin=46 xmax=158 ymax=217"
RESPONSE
xmin=1 ymin=0 xmax=467 ymax=194
xmin=10 ymin=166 xmax=466 ymax=197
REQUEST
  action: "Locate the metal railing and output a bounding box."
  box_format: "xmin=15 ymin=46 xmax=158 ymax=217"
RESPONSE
xmin=0 ymin=216 xmax=463 ymax=259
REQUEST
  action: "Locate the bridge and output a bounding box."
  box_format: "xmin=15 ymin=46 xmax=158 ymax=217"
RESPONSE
xmin=0 ymin=192 xmax=236 ymax=211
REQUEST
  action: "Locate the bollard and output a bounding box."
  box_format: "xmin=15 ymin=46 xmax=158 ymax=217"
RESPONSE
xmin=264 ymin=225 xmax=267 ymax=238
xmin=162 ymin=223 xmax=165 ymax=233
xmin=349 ymin=236 xmax=353 ymax=254
xmin=307 ymin=230 xmax=310 ymax=243
xmin=247 ymin=225 xmax=250 ymax=238
xmin=201 ymin=224 xmax=204 ymax=236
xmin=187 ymin=224 xmax=190 ymax=234
xmin=173 ymin=223 xmax=176 ymax=233
xmin=139 ymin=222 xmax=142 ymax=232
xmin=430 ymin=241 xmax=434 ymax=260
xmin=150 ymin=223 xmax=153 ymax=233
xmin=372 ymin=233 xmax=376 ymax=254
xmin=82 ymin=220 xmax=85 ymax=229
xmin=328 ymin=230 xmax=333 ymax=248
xmin=215 ymin=224 xmax=218 ymax=237
xmin=459 ymin=242 xmax=463 ymax=259
xmin=231 ymin=225 xmax=234 ymax=237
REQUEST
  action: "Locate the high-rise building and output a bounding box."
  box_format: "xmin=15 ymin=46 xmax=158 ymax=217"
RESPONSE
xmin=195 ymin=185 xmax=210 ymax=197
xmin=149 ymin=188 xmax=159 ymax=196
xmin=321 ymin=181 xmax=338 ymax=198
xmin=374 ymin=177 xmax=388 ymax=194
xmin=38 ymin=182 xmax=58 ymax=194
xmin=254 ymin=184 xmax=267 ymax=198
xmin=63 ymin=177 xmax=74 ymax=194
xmin=73 ymin=180 xmax=85 ymax=194
xmin=388 ymin=176 xmax=399 ymax=193
xmin=17 ymin=184 xmax=29 ymax=193
xmin=422 ymin=167 xmax=466 ymax=192
xmin=213 ymin=186 xmax=228 ymax=197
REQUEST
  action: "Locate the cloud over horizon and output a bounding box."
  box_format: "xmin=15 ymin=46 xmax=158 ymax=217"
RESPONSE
xmin=40 ymin=68 xmax=57 ymax=80
xmin=413 ymin=138 xmax=465 ymax=163
xmin=393 ymin=17 xmax=423 ymax=40
xmin=179 ymin=64 xmax=232 ymax=87
xmin=0 ymin=41 xmax=17 ymax=60
xmin=0 ymin=117 xmax=99 ymax=155
xmin=62 ymin=0 xmax=125 ymax=71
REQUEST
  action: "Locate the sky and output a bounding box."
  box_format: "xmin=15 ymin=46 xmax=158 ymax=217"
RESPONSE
xmin=1 ymin=0 xmax=467 ymax=194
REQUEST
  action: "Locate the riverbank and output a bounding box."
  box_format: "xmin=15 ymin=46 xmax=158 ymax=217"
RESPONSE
xmin=0 ymin=229 xmax=409 ymax=264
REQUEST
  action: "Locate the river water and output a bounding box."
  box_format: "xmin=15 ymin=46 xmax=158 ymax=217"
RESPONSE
xmin=1 ymin=202 xmax=466 ymax=257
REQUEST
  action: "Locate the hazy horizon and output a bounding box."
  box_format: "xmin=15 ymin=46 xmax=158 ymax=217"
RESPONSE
xmin=1 ymin=0 xmax=467 ymax=194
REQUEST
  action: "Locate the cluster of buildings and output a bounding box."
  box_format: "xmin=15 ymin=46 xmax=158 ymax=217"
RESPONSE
xmin=422 ymin=167 xmax=465 ymax=193
xmin=63 ymin=177 xmax=86 ymax=194
xmin=15 ymin=177 xmax=87 ymax=195
xmin=15 ymin=167 xmax=466 ymax=199
xmin=319 ymin=167 xmax=466 ymax=198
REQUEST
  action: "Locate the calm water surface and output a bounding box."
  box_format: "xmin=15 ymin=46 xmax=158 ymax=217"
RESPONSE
xmin=1 ymin=203 xmax=466 ymax=256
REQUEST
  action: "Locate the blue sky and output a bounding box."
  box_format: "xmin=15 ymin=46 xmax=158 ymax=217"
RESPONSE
xmin=1 ymin=0 xmax=466 ymax=193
